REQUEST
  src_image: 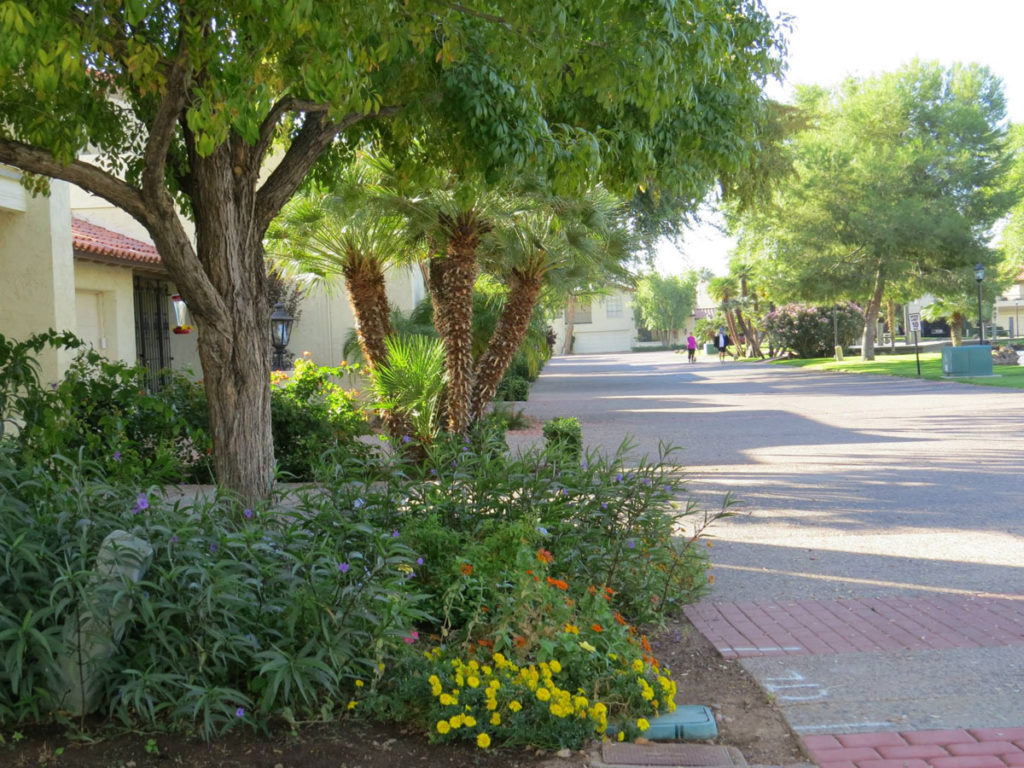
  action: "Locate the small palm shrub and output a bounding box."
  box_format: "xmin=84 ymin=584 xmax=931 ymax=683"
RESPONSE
xmin=370 ymin=335 xmax=446 ymax=445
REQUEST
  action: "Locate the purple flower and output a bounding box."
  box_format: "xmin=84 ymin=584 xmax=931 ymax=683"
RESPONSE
xmin=642 ymin=477 xmax=652 ymax=486
xmin=131 ymin=493 xmax=149 ymax=515
xmin=601 ymin=502 xmax=608 ymax=510
xmin=615 ymin=473 xmax=623 ymax=483
xmin=581 ymin=459 xmax=588 ymax=470
xmin=209 ymin=543 xmax=217 ymax=552
xmin=430 ymin=468 xmax=437 ymax=476
xmin=416 ymin=557 xmax=424 ymax=565
xmin=113 ymin=451 xmax=122 ymax=462
xmin=338 ymin=562 xmax=350 ymax=573
xmin=353 ymin=498 xmax=365 ymax=509
xmin=665 ymin=485 xmax=672 ymax=493
xmin=170 ymin=535 xmax=179 ymax=544
xmin=402 ymin=435 xmax=411 ymax=444
xmin=627 ymin=539 xmax=636 ymax=549
xmin=243 ymin=508 xmax=253 ymax=519
xmin=235 ymin=707 xmax=245 ymax=718
xmin=391 ymin=530 xmax=400 ymax=538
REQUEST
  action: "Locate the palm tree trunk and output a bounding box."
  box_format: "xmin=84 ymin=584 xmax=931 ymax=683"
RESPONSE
xmin=951 ymin=312 xmax=964 ymax=347
xmin=562 ymin=298 xmax=576 ymax=355
xmin=342 ymin=254 xmax=394 ymax=370
xmin=885 ymin=299 xmax=898 ymax=351
xmin=427 ymin=212 xmax=482 ymax=433
xmin=469 ymin=271 xmax=543 ymax=421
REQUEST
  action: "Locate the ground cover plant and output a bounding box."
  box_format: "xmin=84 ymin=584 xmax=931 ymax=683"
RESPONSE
xmin=775 ymin=351 xmax=1024 ymax=388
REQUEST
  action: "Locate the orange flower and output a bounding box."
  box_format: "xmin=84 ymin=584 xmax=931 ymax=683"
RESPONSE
xmin=587 ymin=585 xmax=597 ymax=596
xmin=604 ymin=586 xmax=616 ymax=596
xmin=477 ymin=638 xmax=494 ymax=648
xmin=461 ymin=563 xmax=474 ymax=576
xmin=514 ymin=635 xmax=527 ymax=648
xmin=707 ymin=573 xmax=715 ymax=584
xmin=537 ymin=548 xmax=554 ymax=564
xmin=641 ymin=635 xmax=652 ymax=653
xmin=546 ymin=576 xmax=568 ymax=591
xmin=613 ymin=612 xmax=627 ymax=626
xmin=591 ymin=623 xmax=604 ymax=633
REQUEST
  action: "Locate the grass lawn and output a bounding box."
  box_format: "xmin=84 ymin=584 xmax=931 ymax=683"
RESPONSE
xmin=773 ymin=351 xmax=1024 ymax=389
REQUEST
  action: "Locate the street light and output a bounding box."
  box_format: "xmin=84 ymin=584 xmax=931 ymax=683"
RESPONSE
xmin=974 ymin=263 xmax=985 ymax=344
xmin=270 ymin=302 xmax=294 ymax=370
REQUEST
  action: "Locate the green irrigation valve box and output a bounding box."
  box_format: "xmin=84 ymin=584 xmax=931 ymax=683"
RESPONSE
xmin=633 ymin=705 xmax=718 ymax=741
xmin=942 ymin=344 xmax=993 ymax=377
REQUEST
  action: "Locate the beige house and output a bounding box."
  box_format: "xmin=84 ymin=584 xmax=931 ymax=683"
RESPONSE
xmin=992 ymin=268 xmax=1024 ymax=339
xmin=0 ymin=167 xmax=423 ymax=386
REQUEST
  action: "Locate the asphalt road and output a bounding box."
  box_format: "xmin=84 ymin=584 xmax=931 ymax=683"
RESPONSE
xmin=509 ymin=351 xmax=1024 ymax=745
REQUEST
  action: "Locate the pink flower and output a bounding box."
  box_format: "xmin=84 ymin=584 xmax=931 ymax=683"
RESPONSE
xmin=403 ymin=630 xmax=419 ymax=644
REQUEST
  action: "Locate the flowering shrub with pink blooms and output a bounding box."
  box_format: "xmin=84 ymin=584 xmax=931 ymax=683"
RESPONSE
xmin=762 ymin=302 xmax=864 ymax=358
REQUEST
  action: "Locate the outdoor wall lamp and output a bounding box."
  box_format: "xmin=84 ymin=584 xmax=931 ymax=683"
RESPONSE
xmin=974 ymin=263 xmax=985 ymax=344
xmin=270 ymin=302 xmax=294 ymax=370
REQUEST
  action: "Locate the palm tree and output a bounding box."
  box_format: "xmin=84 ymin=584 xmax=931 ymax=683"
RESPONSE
xmin=707 ymin=276 xmax=743 ymax=358
xmin=921 ymin=297 xmax=969 ymax=346
xmin=471 ymin=190 xmax=631 ymax=419
xmin=266 ymin=155 xmax=413 ymax=372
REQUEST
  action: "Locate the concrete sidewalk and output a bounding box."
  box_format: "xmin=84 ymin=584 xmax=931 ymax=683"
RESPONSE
xmin=513 ymin=352 xmax=1024 ymax=768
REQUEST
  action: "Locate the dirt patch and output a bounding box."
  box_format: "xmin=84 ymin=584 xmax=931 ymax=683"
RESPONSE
xmin=4 ymin=617 xmax=806 ymax=768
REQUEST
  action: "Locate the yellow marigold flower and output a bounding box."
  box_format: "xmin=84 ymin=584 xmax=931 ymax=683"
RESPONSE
xmin=564 ymin=623 xmax=579 ymax=634
xmin=642 ymin=689 xmax=654 ymax=700
xmin=617 ymin=731 xmax=625 ymax=742
xmin=488 ymin=679 xmax=501 ymax=690
xmin=482 ymin=665 xmax=492 ymax=676
xmin=347 ymin=700 xmax=357 ymax=710
xmin=490 ymin=712 xmax=501 ymax=726
xmin=448 ymin=715 xmax=463 ymax=729
xmin=608 ymin=652 xmax=617 ymax=661
xmin=428 ymin=675 xmax=440 ymax=687
xmin=493 ymin=652 xmax=507 ymax=667
xmin=637 ymin=718 xmax=650 ymax=731
xmin=486 ymin=698 xmax=497 ymax=710
xmin=477 ymin=733 xmax=491 ymax=749
xmin=467 ymin=675 xmax=480 ymax=688
xmin=469 ymin=660 xmax=480 ymax=670
xmin=464 ymin=715 xmax=477 ymax=727
xmin=431 ymin=684 xmax=442 ymax=697
xmin=509 ymin=700 xmax=522 ymax=712
xmin=439 ymin=693 xmax=457 ymax=706
xmin=436 ymin=720 xmax=451 ymax=734
xmin=573 ymin=695 xmax=589 ymax=710
xmin=666 ymin=699 xmax=677 ymax=712
xmin=579 ymin=641 xmax=596 ymax=653
xmin=549 ymin=659 xmax=562 ymax=674
xmin=536 ymin=688 xmax=551 ymax=702
xmin=632 ymin=659 xmax=645 ymax=674
xmin=355 ymin=679 xmax=364 ymax=688
xmin=456 ymin=674 xmax=465 ymax=687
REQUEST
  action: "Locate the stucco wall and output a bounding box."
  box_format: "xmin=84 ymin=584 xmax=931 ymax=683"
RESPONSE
xmin=0 ymin=182 xmax=77 ymax=382
xmin=550 ymin=289 xmax=638 ymax=354
xmin=73 ymin=260 xmax=136 ymax=362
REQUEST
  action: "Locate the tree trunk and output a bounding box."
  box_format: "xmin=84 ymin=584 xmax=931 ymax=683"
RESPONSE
xmin=469 ymin=271 xmax=543 ymax=421
xmin=562 ymin=298 xmax=576 ymax=355
xmin=185 ymin=144 xmax=275 ymax=506
xmin=885 ymin=299 xmax=898 ymax=350
xmin=950 ymin=312 xmax=964 ymax=346
xmin=723 ymin=305 xmax=741 ymax=359
xmin=342 ymin=254 xmax=393 ymax=370
xmin=427 ymin=212 xmax=483 ymax=434
xmin=860 ymin=265 xmax=886 ymax=361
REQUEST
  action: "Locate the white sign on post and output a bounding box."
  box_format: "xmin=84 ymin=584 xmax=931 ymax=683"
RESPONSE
xmin=909 ymin=312 xmax=921 ymax=333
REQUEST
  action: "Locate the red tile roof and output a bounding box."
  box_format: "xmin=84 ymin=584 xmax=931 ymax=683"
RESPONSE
xmin=72 ymin=217 xmax=161 ymax=265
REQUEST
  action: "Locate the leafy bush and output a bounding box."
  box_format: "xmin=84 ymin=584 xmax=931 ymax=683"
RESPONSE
xmin=271 ymin=358 xmax=370 ymax=480
xmin=2 ymin=332 xmax=213 ymax=484
xmin=762 ymin=302 xmax=864 ymax=358
xmin=496 ymin=374 xmax=530 ymax=402
xmin=542 ymin=416 xmax=582 ymax=461
xmin=0 ymin=452 xmax=427 ymax=736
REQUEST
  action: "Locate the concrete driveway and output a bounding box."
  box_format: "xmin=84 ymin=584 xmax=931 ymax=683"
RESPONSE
xmin=512 ymin=351 xmax=1024 ymax=765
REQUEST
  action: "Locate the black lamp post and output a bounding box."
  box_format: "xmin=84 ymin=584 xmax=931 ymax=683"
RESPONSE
xmin=270 ymin=302 xmax=294 ymax=370
xmin=974 ymin=263 xmax=985 ymax=344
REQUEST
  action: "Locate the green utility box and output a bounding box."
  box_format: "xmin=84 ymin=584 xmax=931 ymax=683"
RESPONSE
xmin=703 ymin=343 xmax=716 ymax=356
xmin=942 ymin=344 xmax=993 ymax=377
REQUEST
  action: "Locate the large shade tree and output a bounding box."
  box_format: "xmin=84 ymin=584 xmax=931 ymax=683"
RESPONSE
xmin=733 ymin=61 xmax=1018 ymax=360
xmin=0 ymin=0 xmax=786 ymax=501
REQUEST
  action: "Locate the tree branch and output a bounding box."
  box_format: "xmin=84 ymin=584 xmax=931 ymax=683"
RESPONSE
xmin=0 ymin=138 xmax=147 ymax=221
xmin=141 ymin=43 xmax=191 ymax=200
xmin=253 ymin=105 xmax=403 ymax=234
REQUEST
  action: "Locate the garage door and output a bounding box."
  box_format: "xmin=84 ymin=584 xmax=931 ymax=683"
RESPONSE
xmin=572 ymin=330 xmax=634 ymax=354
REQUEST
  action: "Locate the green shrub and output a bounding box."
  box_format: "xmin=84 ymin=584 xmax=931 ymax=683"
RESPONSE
xmin=762 ymin=302 xmax=864 ymax=358
xmin=496 ymin=374 xmax=530 ymax=402
xmin=0 ymin=451 xmax=428 ymax=736
xmin=542 ymin=416 xmax=581 ymax=461
xmin=270 ymin=358 xmax=371 ymax=480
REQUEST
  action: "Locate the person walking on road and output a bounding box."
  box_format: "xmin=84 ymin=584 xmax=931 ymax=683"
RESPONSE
xmin=713 ymin=327 xmax=730 ymax=362
xmin=686 ymin=332 xmax=697 ymax=363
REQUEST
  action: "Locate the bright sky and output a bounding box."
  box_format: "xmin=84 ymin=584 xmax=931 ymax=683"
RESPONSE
xmin=657 ymin=0 xmax=1024 ymax=278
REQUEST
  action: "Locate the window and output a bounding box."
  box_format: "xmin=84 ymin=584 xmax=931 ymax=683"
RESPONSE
xmin=605 ymin=294 xmax=623 ymax=318
xmin=572 ymin=298 xmax=592 ymax=324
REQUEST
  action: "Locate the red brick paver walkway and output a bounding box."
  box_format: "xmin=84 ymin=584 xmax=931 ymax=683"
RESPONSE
xmin=803 ymin=727 xmax=1024 ymax=768
xmin=684 ymin=595 xmax=1024 ymax=658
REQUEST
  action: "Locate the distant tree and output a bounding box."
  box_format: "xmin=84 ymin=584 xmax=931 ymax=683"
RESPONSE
xmin=731 ymin=62 xmax=1019 ymax=361
xmin=633 ymin=272 xmax=699 ymax=346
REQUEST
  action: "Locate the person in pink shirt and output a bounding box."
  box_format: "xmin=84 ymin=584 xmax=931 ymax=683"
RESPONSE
xmin=686 ymin=332 xmax=697 ymax=363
